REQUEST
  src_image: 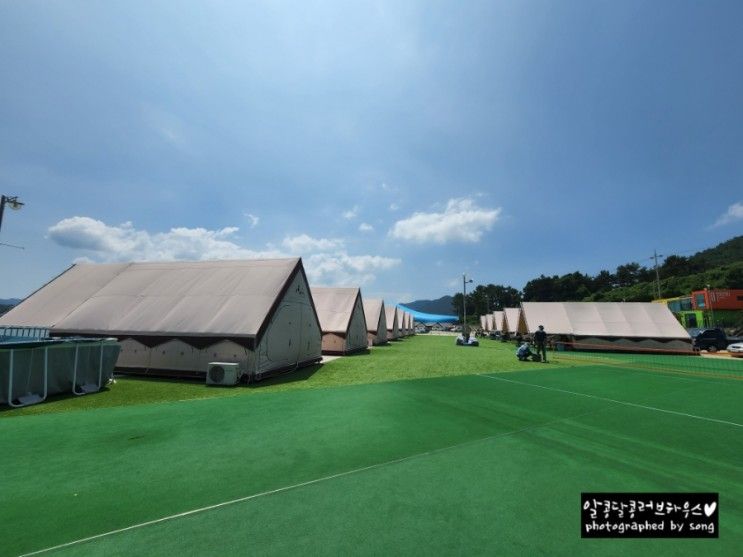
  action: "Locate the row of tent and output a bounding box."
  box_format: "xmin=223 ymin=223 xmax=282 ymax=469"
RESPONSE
xmin=480 ymin=301 xmax=693 ymax=351
xmin=0 ymin=258 xmax=415 ymax=381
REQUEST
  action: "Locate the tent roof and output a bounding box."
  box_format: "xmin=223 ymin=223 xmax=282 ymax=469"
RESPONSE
xmin=0 ymin=259 xmax=304 ymax=338
xmin=362 ymin=298 xmax=385 ymax=332
xmin=520 ymin=302 xmax=691 ymax=339
xmin=310 ymin=287 xmax=362 ymax=334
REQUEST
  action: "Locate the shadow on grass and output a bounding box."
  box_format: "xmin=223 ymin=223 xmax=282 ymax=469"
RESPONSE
xmin=251 ymin=363 xmax=323 ymax=388
xmin=341 ymin=348 xmax=372 ymax=357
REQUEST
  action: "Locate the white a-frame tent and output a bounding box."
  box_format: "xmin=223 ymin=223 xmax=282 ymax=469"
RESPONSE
xmin=402 ymin=311 xmax=412 ymax=336
xmin=385 ymin=305 xmax=401 ymax=340
xmin=310 ymin=287 xmax=368 ymax=355
xmin=362 ymin=298 xmax=388 ymax=346
xmin=0 ymin=259 xmax=323 ymax=380
xmin=503 ymin=307 xmax=526 ymax=335
xmin=520 ymin=302 xmax=692 ymax=352
xmin=493 ymin=311 xmax=504 ymax=333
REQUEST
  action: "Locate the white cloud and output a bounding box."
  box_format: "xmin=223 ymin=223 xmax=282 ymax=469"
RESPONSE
xmin=48 ymin=217 xmax=401 ymax=288
xmin=282 ymin=234 xmax=344 ymax=253
xmin=712 ymin=202 xmax=743 ymax=227
xmin=244 ymin=213 xmax=260 ymax=228
xmin=342 ymin=205 xmax=359 ymax=220
xmin=48 ymin=216 xmax=282 ymax=261
xmin=389 ymin=198 xmax=501 ymax=244
xmin=359 ymin=222 xmax=374 ymax=233
xmin=305 ymin=252 xmax=401 ymax=287
xmin=389 ymin=203 xmax=400 ymax=211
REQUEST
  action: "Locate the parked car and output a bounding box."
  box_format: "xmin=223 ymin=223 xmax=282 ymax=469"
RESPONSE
xmin=727 ymin=342 xmax=743 ymax=357
xmin=692 ymin=328 xmax=743 ymax=352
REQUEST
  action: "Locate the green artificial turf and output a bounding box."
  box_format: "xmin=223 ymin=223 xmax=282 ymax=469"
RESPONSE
xmin=1 ymin=336 xmax=562 ymax=418
xmin=2 ymin=349 xmax=742 ymax=556
xmin=5 ymin=335 xmax=742 ymax=419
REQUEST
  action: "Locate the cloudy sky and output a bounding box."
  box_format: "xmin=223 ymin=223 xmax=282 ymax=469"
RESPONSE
xmin=1 ymin=1 xmax=742 ymax=302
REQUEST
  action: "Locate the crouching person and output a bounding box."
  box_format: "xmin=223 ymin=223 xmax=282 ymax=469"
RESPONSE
xmin=516 ymin=342 xmax=532 ymax=361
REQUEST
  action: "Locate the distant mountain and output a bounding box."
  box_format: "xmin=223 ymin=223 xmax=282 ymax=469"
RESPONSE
xmin=0 ymin=298 xmax=21 ymax=317
xmin=689 ymin=235 xmax=743 ymax=269
xmin=402 ymin=295 xmax=455 ymax=315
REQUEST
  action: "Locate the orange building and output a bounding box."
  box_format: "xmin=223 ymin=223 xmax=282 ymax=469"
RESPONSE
xmin=691 ymin=289 xmax=743 ymax=311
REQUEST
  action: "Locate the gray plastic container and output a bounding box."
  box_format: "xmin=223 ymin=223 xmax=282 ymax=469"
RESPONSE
xmin=0 ymin=337 xmax=120 ymax=407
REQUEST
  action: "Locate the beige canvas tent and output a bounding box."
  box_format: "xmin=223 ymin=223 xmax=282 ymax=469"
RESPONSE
xmin=520 ymin=302 xmax=692 ymax=352
xmin=362 ymin=299 xmax=388 ymax=346
xmin=310 ymin=287 xmax=368 ymax=355
xmin=0 ymin=259 xmax=323 ymax=380
xmin=480 ymin=315 xmax=488 ymax=331
xmin=493 ymin=311 xmax=504 ymax=333
xmin=385 ymin=305 xmax=401 ymax=340
xmin=485 ymin=313 xmax=494 ymax=332
xmin=403 ymin=311 xmax=412 ymax=336
xmin=503 ymin=307 xmax=526 ymax=335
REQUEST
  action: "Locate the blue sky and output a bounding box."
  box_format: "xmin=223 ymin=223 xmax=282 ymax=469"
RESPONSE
xmin=1 ymin=1 xmax=742 ymax=302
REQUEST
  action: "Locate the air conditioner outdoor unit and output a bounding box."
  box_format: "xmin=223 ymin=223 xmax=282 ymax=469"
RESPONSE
xmin=206 ymin=362 xmax=242 ymax=386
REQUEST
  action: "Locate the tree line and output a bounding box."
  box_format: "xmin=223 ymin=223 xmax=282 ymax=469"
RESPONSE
xmin=451 ymin=236 xmax=743 ymax=321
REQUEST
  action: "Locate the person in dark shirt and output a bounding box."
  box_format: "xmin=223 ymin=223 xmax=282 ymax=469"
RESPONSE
xmin=534 ymin=325 xmax=548 ymax=363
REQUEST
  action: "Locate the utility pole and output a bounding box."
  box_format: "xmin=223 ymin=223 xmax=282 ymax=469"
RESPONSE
xmin=462 ymin=274 xmax=473 ymax=338
xmin=651 ymin=249 xmax=663 ymax=300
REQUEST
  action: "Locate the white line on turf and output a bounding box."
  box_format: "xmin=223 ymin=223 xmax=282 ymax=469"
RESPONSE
xmin=478 ymin=373 xmax=743 ymax=428
xmin=19 ymin=406 xmax=604 ymax=557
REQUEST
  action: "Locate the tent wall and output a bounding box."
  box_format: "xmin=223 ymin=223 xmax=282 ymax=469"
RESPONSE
xmin=149 ymin=339 xmax=202 ymax=373
xmin=364 ymin=299 xmax=387 ymax=346
xmin=200 ymin=340 xmax=255 ymax=373
xmin=117 ymin=338 xmax=151 ymax=369
xmin=503 ymin=308 xmax=525 ymax=335
xmin=493 ymin=311 xmax=504 ymax=333
xmin=345 ymin=294 xmax=369 ymax=352
xmin=385 ymin=306 xmax=400 ymax=339
xmin=571 ymin=336 xmax=693 ymax=353
xmin=321 ymin=333 xmax=346 ymax=354
xmin=255 ymin=270 xmax=322 ymax=376
xmin=117 ymin=338 xmax=255 ymax=377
